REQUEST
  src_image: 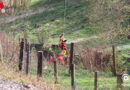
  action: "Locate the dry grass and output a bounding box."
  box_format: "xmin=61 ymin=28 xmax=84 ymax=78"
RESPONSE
xmin=0 ymin=32 xmax=19 ymax=68
xmin=74 ymin=45 xmax=111 ymax=71
xmin=0 ymin=62 xmax=64 ymax=90
xmin=0 ymin=32 xmax=65 ymax=89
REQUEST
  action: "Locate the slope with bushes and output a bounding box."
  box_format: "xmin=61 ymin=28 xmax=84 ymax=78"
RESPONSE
xmin=0 ymin=0 xmax=129 ymax=46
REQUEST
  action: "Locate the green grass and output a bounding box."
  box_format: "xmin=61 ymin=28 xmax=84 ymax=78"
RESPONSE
xmin=31 ymin=67 xmax=118 ymax=90
xmin=0 ymin=0 xmax=130 ymax=89
xmin=29 ymin=58 xmax=130 ymax=90
xmin=1 ymin=0 xmax=129 ymax=47
xmin=1 ymin=0 xmax=105 ymax=44
xmin=30 ymin=60 xmax=119 ymax=90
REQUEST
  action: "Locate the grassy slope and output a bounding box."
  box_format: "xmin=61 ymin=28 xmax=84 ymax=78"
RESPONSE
xmin=0 ymin=0 xmax=129 ymax=67
xmin=1 ymin=0 xmax=129 ymax=59
xmin=30 ymin=1 xmax=130 ymax=89
xmin=0 ymin=1 xmax=130 ymax=89
xmin=1 ymin=0 xmax=129 ymax=46
xmin=0 ymin=0 xmax=129 ymax=69
xmin=1 ymin=0 xmax=129 ymax=45
xmin=1 ymin=0 xmax=112 ymax=44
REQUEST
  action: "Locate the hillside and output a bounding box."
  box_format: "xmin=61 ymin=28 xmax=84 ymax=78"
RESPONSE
xmin=0 ymin=0 xmax=129 ymax=46
xmin=0 ymin=0 xmax=129 ymax=69
xmin=0 ymin=0 xmax=130 ymax=89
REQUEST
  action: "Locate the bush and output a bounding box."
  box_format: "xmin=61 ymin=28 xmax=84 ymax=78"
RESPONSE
xmin=74 ymin=45 xmax=111 ymax=71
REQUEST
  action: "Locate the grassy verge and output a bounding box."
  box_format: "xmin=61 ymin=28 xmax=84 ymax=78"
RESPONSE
xmin=0 ymin=62 xmax=54 ymax=89
xmin=30 ymin=60 xmax=121 ymax=90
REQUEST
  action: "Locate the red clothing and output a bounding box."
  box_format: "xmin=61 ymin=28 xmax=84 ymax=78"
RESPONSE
xmin=57 ymin=55 xmax=65 ymax=64
xmin=63 ymin=43 xmax=66 ymax=47
xmin=59 ymin=34 xmax=67 ymax=55
xmin=63 ymin=47 xmax=66 ymax=50
xmin=48 ymin=56 xmax=54 ymax=63
xmin=59 ymin=44 xmax=62 ymax=47
xmin=60 ymin=35 xmax=62 ymax=40
xmin=0 ymin=2 xmax=4 ymax=9
xmin=57 ymin=55 xmax=63 ymax=61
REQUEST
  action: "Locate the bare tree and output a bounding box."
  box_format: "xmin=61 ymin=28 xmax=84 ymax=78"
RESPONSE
xmin=4 ymin=0 xmax=31 ymax=9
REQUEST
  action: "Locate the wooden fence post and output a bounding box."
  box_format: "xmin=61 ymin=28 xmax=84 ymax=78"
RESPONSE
xmin=117 ymin=74 xmax=123 ymax=90
xmin=69 ymin=43 xmax=74 ymax=73
xmin=71 ymin=64 xmax=75 ymax=90
xmin=127 ymin=35 xmax=130 ymax=39
xmin=37 ymin=51 xmax=43 ymax=78
xmin=54 ymin=59 xmax=58 ymax=84
xmin=23 ymin=38 xmax=27 ymax=70
xmin=29 ymin=45 xmax=32 ymax=73
xmin=112 ymin=45 xmax=116 ymax=76
xmin=52 ymin=45 xmax=58 ymax=84
xmin=19 ymin=38 xmax=24 ymax=71
xmin=94 ymin=71 xmax=98 ymax=90
xmin=26 ymin=42 xmax=30 ymax=74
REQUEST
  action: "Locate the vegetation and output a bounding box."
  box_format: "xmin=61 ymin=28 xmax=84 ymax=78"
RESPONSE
xmin=0 ymin=0 xmax=130 ymax=89
xmin=1 ymin=0 xmax=129 ymax=45
xmin=4 ymin=0 xmax=31 ymax=9
xmin=30 ymin=61 xmax=130 ymax=90
xmin=0 ymin=62 xmax=53 ymax=89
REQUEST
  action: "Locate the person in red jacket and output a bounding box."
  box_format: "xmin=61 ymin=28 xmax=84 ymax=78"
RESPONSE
xmin=59 ymin=34 xmax=67 ymax=56
xmin=0 ymin=1 xmax=4 ymax=9
xmin=0 ymin=1 xmax=5 ymax=14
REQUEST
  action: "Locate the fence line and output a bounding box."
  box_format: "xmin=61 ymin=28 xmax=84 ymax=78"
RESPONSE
xmin=17 ymin=38 xmax=126 ymax=90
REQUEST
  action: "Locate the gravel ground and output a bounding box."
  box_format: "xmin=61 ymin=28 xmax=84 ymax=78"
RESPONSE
xmin=0 ymin=78 xmax=40 ymax=90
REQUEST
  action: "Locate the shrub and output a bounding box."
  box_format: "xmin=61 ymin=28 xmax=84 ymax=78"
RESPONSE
xmin=74 ymin=45 xmax=111 ymax=71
